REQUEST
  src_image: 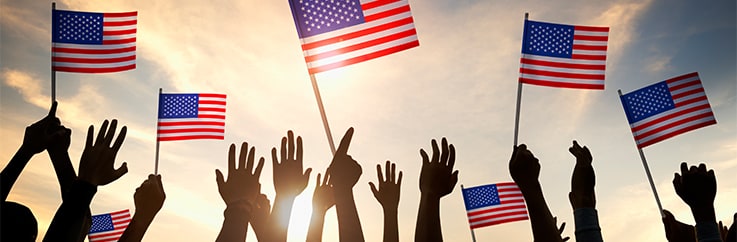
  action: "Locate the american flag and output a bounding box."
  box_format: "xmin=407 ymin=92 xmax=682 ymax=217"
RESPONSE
xmin=88 ymin=209 xmax=131 ymax=242
xmin=288 ymin=0 xmax=419 ymax=74
xmin=462 ymin=182 xmax=529 ymax=229
xmin=519 ymin=19 xmax=609 ymax=90
xmin=52 ymin=9 xmax=137 ymax=73
xmin=158 ymin=93 xmax=227 ymax=141
xmin=620 ymin=72 xmax=716 ymax=148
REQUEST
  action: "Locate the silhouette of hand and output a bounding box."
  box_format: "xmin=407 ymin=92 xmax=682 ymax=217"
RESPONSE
xmin=509 ymin=144 xmax=540 ymax=189
xmin=250 ymin=194 xmax=272 ymax=240
xmin=22 ymin=101 xmax=62 ymax=154
xmin=673 ymin=162 xmax=717 ymax=210
xmin=78 ymin=119 xmax=128 ymax=186
xmin=312 ymin=173 xmax=335 ymax=213
xmin=369 ymin=161 xmax=402 ymax=211
xmin=327 ymin=128 xmax=362 ymax=191
xmin=554 ymin=217 xmax=570 ymax=242
xmin=47 ymin=125 xmax=71 ymax=154
xmin=568 ymin=140 xmax=596 ymax=209
xmin=215 ymin=142 xmax=265 ymax=206
xmin=272 ymin=130 xmax=312 ymax=198
xmin=134 ymin=174 xmax=166 ymax=219
xmin=419 ymin=138 xmax=458 ymax=200
xmin=662 ymin=210 xmax=696 ymax=242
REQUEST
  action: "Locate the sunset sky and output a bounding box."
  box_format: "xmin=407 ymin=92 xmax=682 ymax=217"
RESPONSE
xmin=1 ymin=0 xmax=735 ymax=241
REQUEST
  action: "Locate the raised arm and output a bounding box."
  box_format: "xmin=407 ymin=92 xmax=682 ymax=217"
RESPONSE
xmin=673 ymin=162 xmax=722 ymax=242
xmin=44 ymin=119 xmax=129 ymax=242
xmin=369 ymin=161 xmax=402 ymax=242
xmin=415 ymin=138 xmax=458 ymax=242
xmin=119 ymin=174 xmax=166 ymax=242
xmin=215 ymin=142 xmax=264 ymax=242
xmin=327 ymin=128 xmax=364 ymax=241
xmin=509 ymin=144 xmax=565 ymax=242
xmin=567 ymin=141 xmax=602 ymax=242
xmin=270 ymin=130 xmax=312 ymax=242
xmin=307 ymin=172 xmax=335 ymax=242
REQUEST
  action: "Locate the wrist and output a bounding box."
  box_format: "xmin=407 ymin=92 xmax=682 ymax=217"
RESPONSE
xmin=690 ymin=204 xmax=716 ymax=223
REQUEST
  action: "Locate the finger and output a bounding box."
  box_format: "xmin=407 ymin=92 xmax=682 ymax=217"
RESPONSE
xmin=239 ymin=142 xmax=248 ymax=171
xmin=431 ymin=139 xmax=439 ymax=163
xmin=680 ymin=162 xmax=688 ymax=174
xmin=440 ymin=138 xmax=449 ymax=165
xmin=420 ymin=149 xmax=429 ymax=165
xmin=448 ymin=144 xmax=456 ymax=169
xmin=369 ymin=182 xmax=379 ymax=196
xmin=323 ymin=173 xmax=330 ymax=186
xmin=297 ymin=136 xmax=303 ymax=163
xmin=389 ymin=161 xmax=395 ymax=183
xmin=254 ymin=157 xmax=265 ymax=178
xmin=559 ymin=222 xmax=566 ymax=233
xmin=104 ymin=119 xmax=118 ymax=146
xmin=450 ymin=170 xmax=459 ymax=187
xmin=697 ymin=163 xmax=707 ymax=173
xmin=86 ymin=125 xmax=94 ymax=148
xmin=303 ymin=167 xmax=312 ymax=180
xmin=155 ymin=174 xmax=164 ymax=192
xmin=562 ymin=236 xmax=570 ymax=242
xmin=673 ymin=173 xmax=682 ymax=191
xmin=397 ymin=171 xmax=403 ymax=186
xmin=228 ymin=144 xmax=236 ymax=173
xmin=288 ymin=130 xmax=295 ymax=160
xmin=271 ymin=147 xmax=278 ymax=168
xmin=376 ymin=164 xmax=384 ymax=183
xmin=48 ymin=101 xmax=58 ymax=117
xmin=246 ymin=146 xmax=256 ymax=172
xmin=215 ymin=169 xmax=225 ymax=186
xmin=111 ymin=126 xmax=127 ymax=152
xmin=280 ymin=136 xmax=287 ymax=163
xmin=335 ymin=127 xmax=354 ymax=156
xmin=316 ymin=173 xmax=322 ymax=186
xmin=95 ymin=120 xmax=110 ymax=146
xmin=113 ymin=162 xmax=128 ymax=180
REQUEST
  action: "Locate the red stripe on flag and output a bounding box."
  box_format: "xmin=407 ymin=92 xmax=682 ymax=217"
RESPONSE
xmin=520 ymin=68 xmax=605 ymax=80
xmin=571 ymin=54 xmax=607 ymax=60
xmin=308 ymin=40 xmax=419 ymax=74
xmin=636 ymin=119 xmax=717 ymax=148
xmin=200 ymin=93 xmax=227 ymax=99
xmin=671 ymin=87 xmax=705 ymax=100
xmin=158 ymin=121 xmax=225 ymax=126
xmin=198 ymin=100 xmax=226 ymax=105
xmin=631 ymin=104 xmax=712 ymax=133
xmin=103 ymin=29 xmax=137 ymax=35
xmin=469 ymin=210 xmax=530 ymax=223
xmin=197 ymin=114 xmax=225 ymax=119
xmin=361 ymin=0 xmax=399 ymax=10
xmin=301 ymin=17 xmax=414 ymax=51
xmin=520 ymin=58 xmax=605 ymax=70
xmin=573 ymin=35 xmax=608 ymax=41
xmin=467 ymin=204 xmax=527 ymax=217
xmin=157 ymin=128 xmax=225 ymax=134
xmin=104 ymin=20 xmax=137 ymax=26
xmin=668 ymin=79 xmax=701 ymax=92
xmin=52 ymin=46 xmax=136 ymax=55
xmin=102 ymin=38 xmax=136 ymax=45
xmin=53 ymin=55 xmax=135 ymax=64
xmin=519 ymin=78 xmax=605 ymax=90
xmin=574 ymin=25 xmax=609 ymax=32
xmin=199 ymin=107 xmax=226 ymax=112
xmin=674 ymin=95 xmax=708 ymax=108
xmin=363 ymin=5 xmax=410 ymax=22
xmin=665 ymin=72 xmax=699 ymax=83
xmin=634 ymin=112 xmax=717 ymax=140
xmin=304 ymin=28 xmax=416 ymax=62
xmin=572 ymin=44 xmax=607 ymax=51
xmin=103 ymin=12 xmax=137 ymax=18
xmin=158 ymin=135 xmax=224 ymax=141
xmin=53 ymin=64 xmax=135 ymax=73
xmin=470 ymin=216 xmax=529 ymax=229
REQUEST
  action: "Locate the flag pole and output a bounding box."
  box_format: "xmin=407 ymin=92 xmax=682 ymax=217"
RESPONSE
xmin=618 ymin=89 xmax=664 ymax=217
xmin=513 ymin=12 xmax=529 ymax=146
xmin=154 ymin=88 xmax=162 ymax=175
xmin=309 ymin=74 xmax=337 ymax=155
xmin=51 ymin=2 xmax=57 ymax=102
xmin=461 ymin=185 xmax=477 ymax=242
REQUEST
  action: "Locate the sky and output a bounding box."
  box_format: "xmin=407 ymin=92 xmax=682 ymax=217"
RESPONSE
xmin=1 ymin=0 xmax=735 ymax=241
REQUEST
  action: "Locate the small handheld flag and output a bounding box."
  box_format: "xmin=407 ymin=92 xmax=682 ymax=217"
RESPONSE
xmin=52 ymin=9 xmax=137 ymax=73
xmin=620 ymin=72 xmax=716 ymax=148
xmin=519 ymin=19 xmax=609 ymax=90
xmin=88 ymin=209 xmax=131 ymax=242
xmin=462 ymin=182 xmax=529 ymax=229
xmin=157 ymin=93 xmax=227 ymax=141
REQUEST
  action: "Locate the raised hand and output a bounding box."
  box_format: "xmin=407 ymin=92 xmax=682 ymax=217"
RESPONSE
xmin=313 ymin=173 xmax=335 ymax=213
xmin=119 ymin=174 xmax=166 ymax=242
xmin=215 ymin=142 xmax=265 ymax=242
xmin=78 ymin=119 xmax=128 ymax=186
xmin=568 ymin=140 xmax=596 ymax=209
xmin=661 ymin=209 xmax=696 ymax=242
xmin=250 ymin=194 xmax=273 ymax=241
xmin=554 ymin=216 xmax=571 ymax=242
xmin=509 ymin=144 xmax=540 ymax=189
xmin=215 ymin=142 xmax=264 ymax=206
xmin=272 ymin=130 xmax=312 ymax=197
xmin=370 ymin=161 xmax=402 ymax=242
xmin=327 ymin=128 xmax=364 ymax=241
xmin=21 ymin=101 xmax=61 ymax=154
xmin=419 ymin=138 xmax=458 ymax=200
xmin=673 ymin=162 xmax=717 ymax=211
xmin=369 ymin=161 xmax=402 ymax=211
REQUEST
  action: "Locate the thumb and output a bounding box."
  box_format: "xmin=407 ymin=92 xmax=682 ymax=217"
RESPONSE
xmin=369 ymin=182 xmax=378 ymax=196
xmin=215 ymin=169 xmax=225 ymax=186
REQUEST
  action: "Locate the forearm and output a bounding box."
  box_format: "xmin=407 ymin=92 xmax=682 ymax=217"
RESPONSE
xmin=43 ymin=180 xmax=97 ymax=242
xmin=335 ymin=189 xmax=364 ymax=242
xmin=519 ymin=182 xmax=563 ymax=242
xmin=382 ymin=208 xmax=399 ymax=242
xmin=691 ymin=205 xmax=721 ymax=242
xmin=216 ymin=205 xmax=250 ymax=242
xmin=573 ymin=208 xmax=603 ymax=242
xmin=118 ymin=213 xmax=156 ymax=242
xmin=415 ymin=195 xmax=442 ymax=242
xmin=47 ymin=150 xmax=76 ymax=199
xmin=270 ymin=195 xmax=296 ymax=241
xmin=1 ymin=147 xmax=34 ymax=201
xmin=306 ymin=210 xmax=327 ymax=242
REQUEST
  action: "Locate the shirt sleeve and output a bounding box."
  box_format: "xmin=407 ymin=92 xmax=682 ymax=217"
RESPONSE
xmin=695 ymin=220 xmax=722 ymax=242
xmin=574 ymin=207 xmax=604 ymax=242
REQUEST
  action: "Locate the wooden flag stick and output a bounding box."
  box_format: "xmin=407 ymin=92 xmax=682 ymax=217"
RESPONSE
xmin=154 ymin=88 xmax=162 ymax=175
xmin=618 ymin=89 xmax=664 ymax=217
xmin=51 ymin=2 xmax=57 ymax=102
xmin=513 ymin=12 xmax=529 ymax=147
xmin=309 ymin=74 xmax=337 ymax=155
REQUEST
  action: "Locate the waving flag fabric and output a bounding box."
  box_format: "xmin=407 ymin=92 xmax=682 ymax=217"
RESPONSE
xmin=288 ymin=0 xmax=419 ymax=74
xmin=158 ymin=93 xmax=227 ymax=141
xmin=88 ymin=209 xmax=131 ymax=242
xmin=52 ymin=9 xmax=137 ymax=73
xmin=620 ymin=72 xmax=716 ymax=148
xmin=462 ymin=182 xmax=529 ymax=229
xmin=519 ymin=19 xmax=609 ymax=90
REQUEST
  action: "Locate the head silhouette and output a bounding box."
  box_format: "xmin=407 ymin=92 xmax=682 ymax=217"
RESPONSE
xmin=1 ymin=201 xmax=38 ymax=242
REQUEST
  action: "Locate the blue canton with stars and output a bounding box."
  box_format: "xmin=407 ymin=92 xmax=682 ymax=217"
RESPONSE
xmin=89 ymin=213 xmax=115 ymax=233
xmin=159 ymin=94 xmax=199 ymax=119
xmin=621 ymin=81 xmax=676 ymax=124
xmin=289 ymin=0 xmax=366 ymax=38
xmin=462 ymin=184 xmax=501 ymax=210
xmin=52 ymin=10 xmax=104 ymax=45
xmin=521 ymin=20 xmax=575 ymax=58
